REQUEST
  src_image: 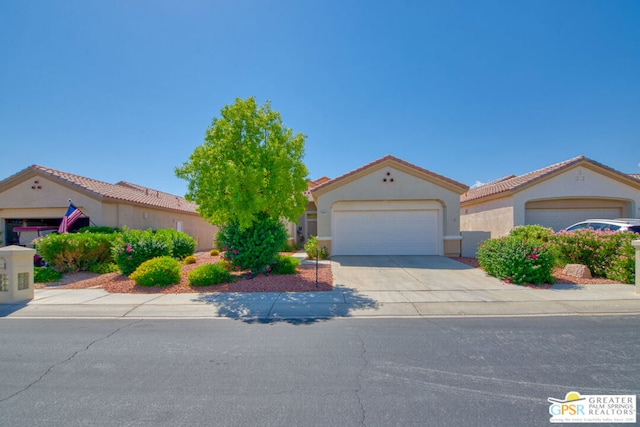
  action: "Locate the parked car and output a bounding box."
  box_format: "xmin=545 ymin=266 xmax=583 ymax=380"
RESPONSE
xmin=563 ymin=218 xmax=640 ymax=234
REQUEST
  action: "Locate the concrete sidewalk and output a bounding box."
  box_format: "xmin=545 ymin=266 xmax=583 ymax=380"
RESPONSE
xmin=1 ymin=281 xmax=639 ymax=320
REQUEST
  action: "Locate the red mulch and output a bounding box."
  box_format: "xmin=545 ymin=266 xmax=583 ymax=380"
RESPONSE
xmin=37 ymin=252 xmax=333 ymax=293
xmin=449 ymin=256 xmax=623 ymax=287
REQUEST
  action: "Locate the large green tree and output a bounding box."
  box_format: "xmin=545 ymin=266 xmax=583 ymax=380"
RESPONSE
xmin=175 ymin=97 xmax=309 ymax=230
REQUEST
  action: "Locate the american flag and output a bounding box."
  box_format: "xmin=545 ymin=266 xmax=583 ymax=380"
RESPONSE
xmin=58 ymin=203 xmax=83 ymax=233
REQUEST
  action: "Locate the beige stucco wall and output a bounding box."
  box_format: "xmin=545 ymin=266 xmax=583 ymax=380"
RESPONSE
xmin=460 ymin=196 xmax=515 ymax=238
xmin=460 ymin=164 xmax=640 ymax=237
xmin=315 ymin=164 xmax=462 ymax=255
xmin=0 ymin=175 xmax=104 ymax=222
xmin=0 ymin=173 xmax=217 ymax=252
xmin=512 ymin=166 xmax=640 ymax=225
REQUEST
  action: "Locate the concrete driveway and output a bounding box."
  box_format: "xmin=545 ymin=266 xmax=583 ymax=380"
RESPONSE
xmin=330 ymin=255 xmax=640 ymax=316
xmin=331 ymin=255 xmax=506 ymax=293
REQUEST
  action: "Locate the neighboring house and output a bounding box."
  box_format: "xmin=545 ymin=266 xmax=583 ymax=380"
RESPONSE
xmin=309 ymin=155 xmax=469 ymax=256
xmin=0 ymin=165 xmax=217 ymax=251
xmin=630 ymin=174 xmax=640 ymax=181
xmin=460 ymin=155 xmax=640 ymax=238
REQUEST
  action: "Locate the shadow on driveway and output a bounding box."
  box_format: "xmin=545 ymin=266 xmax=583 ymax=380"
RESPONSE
xmin=191 ymin=286 xmax=379 ymax=325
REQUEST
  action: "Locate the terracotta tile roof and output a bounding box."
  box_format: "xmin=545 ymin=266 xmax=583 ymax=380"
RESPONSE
xmin=309 ymin=176 xmax=331 ymax=188
xmin=21 ymin=165 xmax=198 ymax=214
xmin=303 ymin=177 xmax=332 ymax=201
xmin=311 ymin=154 xmax=469 ymax=194
xmin=461 ymin=156 xmax=640 ymax=204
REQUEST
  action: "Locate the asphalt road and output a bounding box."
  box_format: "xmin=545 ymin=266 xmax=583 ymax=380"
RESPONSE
xmin=1 ymin=316 xmax=638 ymax=427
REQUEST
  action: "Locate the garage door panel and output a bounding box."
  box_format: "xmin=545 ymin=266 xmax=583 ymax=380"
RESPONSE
xmin=333 ymin=210 xmax=439 ymax=255
xmin=525 ymin=208 xmax=622 ymax=231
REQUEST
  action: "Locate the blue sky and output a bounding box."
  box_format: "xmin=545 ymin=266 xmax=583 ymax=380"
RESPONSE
xmin=1 ymin=0 xmax=639 ymax=196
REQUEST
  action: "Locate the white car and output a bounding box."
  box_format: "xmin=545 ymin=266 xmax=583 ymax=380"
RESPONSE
xmin=563 ymin=218 xmax=640 ymax=234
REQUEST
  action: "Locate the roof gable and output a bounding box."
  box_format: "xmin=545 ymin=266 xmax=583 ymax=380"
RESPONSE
xmin=461 ymin=156 xmax=640 ymax=204
xmin=311 ymin=155 xmax=469 ymax=197
xmin=0 ymin=165 xmax=198 ymax=214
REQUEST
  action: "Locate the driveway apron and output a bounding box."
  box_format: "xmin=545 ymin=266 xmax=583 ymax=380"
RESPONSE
xmin=332 ymin=256 xmax=505 ymax=292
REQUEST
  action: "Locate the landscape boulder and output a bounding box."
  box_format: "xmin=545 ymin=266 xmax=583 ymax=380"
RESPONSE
xmin=562 ymin=264 xmax=592 ymax=279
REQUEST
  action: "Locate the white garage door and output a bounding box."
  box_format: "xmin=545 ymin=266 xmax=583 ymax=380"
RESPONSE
xmin=332 ymin=209 xmax=439 ymax=255
xmin=525 ymin=208 xmax=622 ymax=231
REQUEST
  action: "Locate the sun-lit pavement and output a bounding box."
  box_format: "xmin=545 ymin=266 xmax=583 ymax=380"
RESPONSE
xmin=1 ymin=256 xmax=639 ymax=320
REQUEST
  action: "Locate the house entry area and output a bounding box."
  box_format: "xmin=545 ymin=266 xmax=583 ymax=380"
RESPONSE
xmin=331 ymin=201 xmax=442 ymax=256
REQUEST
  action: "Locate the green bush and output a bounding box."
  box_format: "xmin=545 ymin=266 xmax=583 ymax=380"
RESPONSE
xmin=550 ymin=229 xmax=636 ymax=279
xmin=35 ymin=232 xmax=116 ymax=273
xmin=188 ymin=263 xmax=232 ymax=286
xmin=76 ymin=226 xmax=121 ymax=234
xmin=130 ymin=256 xmax=181 ymax=287
xmin=156 ymin=229 xmax=196 ymax=259
xmin=210 ymin=249 xmax=219 ymax=256
xmin=477 ymin=236 xmax=555 ymax=285
xmin=607 ymin=244 xmax=635 ymax=284
xmin=270 ymin=255 xmax=300 ymax=275
xmin=217 ymin=213 xmax=288 ymax=274
xmin=279 ymin=241 xmax=296 ymax=253
xmin=34 ymin=267 xmax=63 ymax=283
xmin=112 ymin=228 xmax=172 ymax=276
xmin=184 ymin=255 xmax=197 ymax=265
xmin=88 ymin=262 xmax=119 ymax=274
xmin=213 ymin=232 xmax=226 ymax=251
xmin=304 ymin=235 xmax=329 ymax=260
xmin=218 ymin=258 xmax=232 ymax=271
xmin=509 ymin=225 xmax=554 ymax=241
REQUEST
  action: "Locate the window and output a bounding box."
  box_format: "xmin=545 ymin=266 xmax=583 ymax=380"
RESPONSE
xmin=17 ymin=272 xmax=29 ymax=290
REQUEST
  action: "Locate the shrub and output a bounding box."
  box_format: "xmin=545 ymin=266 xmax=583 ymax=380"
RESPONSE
xmin=509 ymin=225 xmax=554 ymax=242
xmin=112 ymin=228 xmax=172 ymax=276
xmin=77 ymin=226 xmax=121 ymax=234
xmin=218 ymin=258 xmax=232 ymax=271
xmin=88 ymin=262 xmax=119 ymax=274
xmin=155 ymin=229 xmax=196 ymax=260
xmin=188 ymin=263 xmax=232 ymax=286
xmin=304 ymin=236 xmax=329 ymax=260
xmin=217 ymin=213 xmax=288 ymax=274
xmin=477 ymin=236 xmax=555 ymax=285
xmin=271 ymin=255 xmax=300 ymax=275
xmin=279 ymin=241 xmax=296 ymax=253
xmin=550 ymin=229 xmax=636 ymax=278
xmin=130 ymin=256 xmax=181 ymax=287
xmin=184 ymin=255 xmax=197 ymax=265
xmin=213 ymin=232 xmax=227 ymax=251
xmin=34 ymin=267 xmax=63 ymax=283
xmin=210 ymin=249 xmax=219 ymax=256
xmin=607 ymin=244 xmax=635 ymax=284
xmin=35 ymin=232 xmax=116 ymax=273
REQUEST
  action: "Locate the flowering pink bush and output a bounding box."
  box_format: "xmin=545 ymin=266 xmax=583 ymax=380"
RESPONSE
xmin=550 ymin=229 xmax=636 ymax=283
xmin=477 ymin=235 xmax=555 ymax=284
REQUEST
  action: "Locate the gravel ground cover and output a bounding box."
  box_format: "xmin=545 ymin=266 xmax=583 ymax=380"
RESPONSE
xmin=36 ymin=252 xmax=333 ymax=293
xmin=451 ymin=257 xmax=622 ymax=286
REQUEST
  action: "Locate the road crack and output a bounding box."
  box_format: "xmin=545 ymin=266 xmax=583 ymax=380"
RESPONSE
xmin=354 ymin=328 xmax=368 ymax=427
xmin=0 ymin=319 xmax=141 ymax=404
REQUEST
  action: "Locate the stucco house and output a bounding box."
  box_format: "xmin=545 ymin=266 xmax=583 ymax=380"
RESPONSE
xmin=308 ymin=155 xmax=469 ymax=256
xmin=460 ymin=155 xmax=640 ymax=238
xmin=0 ymin=165 xmax=217 ymax=251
